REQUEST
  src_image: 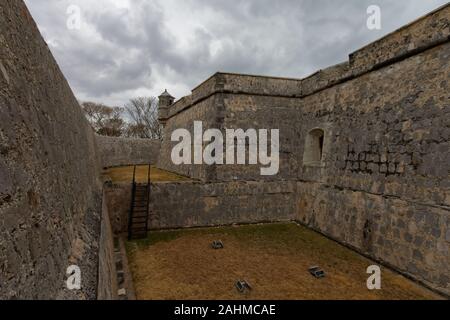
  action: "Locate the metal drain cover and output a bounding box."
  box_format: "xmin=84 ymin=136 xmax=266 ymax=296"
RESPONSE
xmin=236 ymin=280 xmax=252 ymax=293
xmin=212 ymin=240 xmax=224 ymax=249
xmin=309 ymin=266 xmax=326 ymax=278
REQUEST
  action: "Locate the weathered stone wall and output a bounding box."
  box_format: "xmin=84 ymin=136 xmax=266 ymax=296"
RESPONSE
xmin=295 ymin=181 xmax=449 ymax=295
xmin=96 ymin=135 xmax=160 ymax=168
xmin=348 ymin=4 xmax=449 ymax=75
xmin=104 ymin=183 xmax=132 ymax=234
xmin=296 ymin=42 xmax=449 ymax=206
xmin=158 ymin=95 xmax=222 ymax=181
xmin=156 ymin=5 xmax=450 ymax=295
xmin=149 ymin=180 xmax=296 ymax=229
xmin=218 ymin=40 xmax=450 ymax=295
xmin=158 ymin=72 xmax=305 ymax=182
xmin=218 ymin=93 xmax=299 ymax=181
xmin=293 ymin=41 xmax=450 ymax=295
xmin=105 ymin=180 xmax=296 ymax=233
xmin=97 ymin=190 xmax=118 ymax=300
xmin=2 ymin=0 xmax=446 ymax=299
xmin=0 ymin=0 xmax=102 ymax=299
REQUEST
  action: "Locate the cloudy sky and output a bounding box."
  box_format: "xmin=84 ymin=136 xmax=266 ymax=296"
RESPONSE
xmin=24 ymin=0 xmax=448 ymax=106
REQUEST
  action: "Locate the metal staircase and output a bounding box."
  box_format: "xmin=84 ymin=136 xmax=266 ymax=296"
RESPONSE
xmin=128 ymin=165 xmax=151 ymax=240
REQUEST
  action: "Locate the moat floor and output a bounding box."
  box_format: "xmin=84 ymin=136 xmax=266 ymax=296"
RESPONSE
xmin=126 ymin=223 xmax=442 ymax=300
xmin=103 ymin=165 xmax=191 ymax=183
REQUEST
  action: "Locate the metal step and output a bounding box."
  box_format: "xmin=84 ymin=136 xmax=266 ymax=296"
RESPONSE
xmin=132 ymin=224 xmax=147 ymax=229
xmin=132 ymin=219 xmax=148 ymax=223
xmin=131 ymin=228 xmax=148 ymax=233
xmin=132 ymin=215 xmax=148 ymax=219
xmin=132 ymin=211 xmax=148 ymax=216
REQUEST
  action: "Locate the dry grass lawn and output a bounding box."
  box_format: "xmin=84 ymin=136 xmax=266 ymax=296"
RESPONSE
xmin=103 ymin=165 xmax=191 ymax=183
xmin=126 ymin=223 xmax=443 ymax=300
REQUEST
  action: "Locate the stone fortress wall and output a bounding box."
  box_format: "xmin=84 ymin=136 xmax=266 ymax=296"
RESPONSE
xmin=106 ymin=180 xmax=297 ymax=235
xmin=155 ymin=4 xmax=450 ymax=295
xmin=96 ymin=135 xmax=160 ymax=168
xmin=0 ymin=0 xmax=117 ymax=299
xmin=0 ymin=0 xmax=448 ymax=299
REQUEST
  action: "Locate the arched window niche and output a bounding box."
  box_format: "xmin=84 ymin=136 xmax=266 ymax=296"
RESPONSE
xmin=303 ymin=128 xmax=325 ymax=167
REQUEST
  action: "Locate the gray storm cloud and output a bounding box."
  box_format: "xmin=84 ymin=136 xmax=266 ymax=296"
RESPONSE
xmin=24 ymin=0 xmax=448 ymax=106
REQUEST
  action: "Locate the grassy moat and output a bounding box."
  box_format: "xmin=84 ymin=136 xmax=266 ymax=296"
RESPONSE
xmin=103 ymin=165 xmax=191 ymax=183
xmin=126 ymin=223 xmax=442 ymax=300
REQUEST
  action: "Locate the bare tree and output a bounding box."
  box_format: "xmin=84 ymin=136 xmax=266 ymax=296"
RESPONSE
xmin=124 ymin=97 xmax=162 ymax=139
xmin=81 ymin=102 xmax=125 ymax=137
xmin=81 ymin=97 xmax=161 ymax=139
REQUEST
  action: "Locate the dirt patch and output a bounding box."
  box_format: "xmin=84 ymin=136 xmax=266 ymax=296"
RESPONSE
xmin=103 ymin=165 xmax=191 ymax=183
xmin=126 ymin=223 xmax=443 ymax=300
